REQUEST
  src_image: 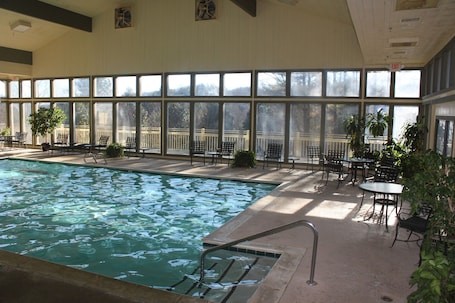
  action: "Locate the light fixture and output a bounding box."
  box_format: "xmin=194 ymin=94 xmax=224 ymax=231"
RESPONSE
xmin=10 ymin=20 xmax=32 ymax=32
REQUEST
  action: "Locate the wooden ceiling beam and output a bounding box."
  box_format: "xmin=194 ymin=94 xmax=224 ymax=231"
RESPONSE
xmin=0 ymin=46 xmax=32 ymax=65
xmin=230 ymin=0 xmax=256 ymax=17
xmin=0 ymin=0 xmax=92 ymax=32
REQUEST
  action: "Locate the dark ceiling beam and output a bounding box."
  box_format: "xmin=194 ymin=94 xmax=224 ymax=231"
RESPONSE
xmin=0 ymin=0 xmax=92 ymax=32
xmin=0 ymin=46 xmax=32 ymax=65
xmin=230 ymin=0 xmax=256 ymax=17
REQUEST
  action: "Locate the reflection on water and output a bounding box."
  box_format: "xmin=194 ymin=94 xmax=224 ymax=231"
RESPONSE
xmin=0 ymin=159 xmax=275 ymax=289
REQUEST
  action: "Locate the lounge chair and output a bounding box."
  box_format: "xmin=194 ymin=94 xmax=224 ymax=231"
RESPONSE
xmin=263 ymin=142 xmax=283 ymax=169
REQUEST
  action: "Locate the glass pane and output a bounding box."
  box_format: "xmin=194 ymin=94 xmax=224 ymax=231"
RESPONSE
xmin=35 ymin=79 xmax=51 ymax=98
xmin=257 ymin=72 xmax=286 ymax=96
xmin=167 ymin=102 xmax=190 ymax=155
xmin=9 ymin=81 xmax=19 ymax=98
xmin=195 ymin=74 xmax=220 ymax=96
xmin=0 ymin=80 xmax=6 ymax=98
xmin=117 ymin=102 xmax=136 ymax=145
xmin=289 ymin=104 xmax=321 ymax=163
xmin=55 ymin=102 xmax=70 ymax=143
xmin=290 ymin=72 xmax=322 ymax=96
xmin=75 ymin=102 xmax=90 ymax=144
xmin=223 ymin=103 xmax=250 ymax=151
xmin=94 ymin=77 xmax=113 ymax=97
xmin=365 ymin=105 xmax=389 ymax=150
xmin=0 ymin=102 xmax=6 ymax=129
xmin=256 ymin=103 xmax=285 ymax=157
xmin=326 ymin=71 xmax=360 ymax=97
xmin=195 ymin=102 xmax=219 ymax=151
xmin=223 ymin=72 xmax=251 ymax=96
xmin=392 ymin=105 xmax=419 ymax=140
xmin=116 ymin=76 xmax=137 ymax=97
xmin=23 ymin=103 xmax=32 ymax=144
xmin=72 ymin=78 xmax=90 ymax=97
xmin=34 ymin=103 xmax=50 ymax=144
xmin=395 ymin=70 xmax=421 ymax=98
xmin=140 ymin=102 xmax=161 ymax=153
xmin=436 ymin=120 xmax=446 ymax=155
xmin=366 ymin=71 xmax=391 ymax=97
xmin=167 ymin=74 xmax=191 ymax=96
xmin=21 ymin=80 xmax=31 ymax=98
xmin=139 ymin=75 xmax=162 ymax=97
xmin=94 ymin=103 xmax=112 ymax=144
xmin=10 ymin=103 xmax=20 ymax=136
xmin=447 ymin=121 xmax=454 ymax=157
xmin=324 ymin=104 xmax=358 ymax=154
xmin=53 ymin=79 xmax=70 ymax=98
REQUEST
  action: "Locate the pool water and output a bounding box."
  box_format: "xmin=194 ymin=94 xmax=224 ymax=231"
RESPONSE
xmin=0 ymin=159 xmax=276 ymax=289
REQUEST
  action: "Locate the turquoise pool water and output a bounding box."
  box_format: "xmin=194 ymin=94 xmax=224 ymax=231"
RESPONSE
xmin=0 ymin=159 xmax=275 ymax=289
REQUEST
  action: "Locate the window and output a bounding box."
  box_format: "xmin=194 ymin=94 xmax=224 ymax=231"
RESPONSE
xmin=53 ymin=79 xmax=70 ymax=98
xmin=435 ymin=118 xmax=453 ymax=157
xmin=394 ymin=70 xmax=421 ymax=98
xmin=116 ymin=76 xmax=136 ymax=97
xmin=72 ymin=78 xmax=90 ymax=97
xmin=324 ymin=103 xmax=358 ymax=153
xmin=117 ymin=102 xmax=136 ymax=144
xmin=223 ymin=72 xmax=251 ymax=96
xmin=289 ymin=103 xmax=321 ymax=160
xmin=139 ymin=75 xmax=161 ymax=97
xmin=9 ymin=81 xmax=19 ymax=98
xmin=195 ymin=73 xmax=220 ymax=96
xmin=290 ymin=71 xmax=322 ymax=97
xmin=166 ymin=74 xmax=191 ymax=96
xmin=140 ymin=102 xmax=161 ymax=153
xmin=166 ymin=102 xmax=190 ymax=154
xmin=256 ymin=103 xmax=285 ymax=156
xmin=35 ymin=79 xmax=51 ymax=98
xmin=366 ymin=71 xmax=391 ymax=97
xmin=257 ymin=72 xmax=286 ymax=96
xmin=0 ymin=80 xmax=6 ymax=98
xmin=0 ymin=102 xmax=6 ymax=129
xmin=195 ymin=102 xmax=219 ymax=151
xmin=94 ymin=77 xmax=113 ymax=97
xmin=21 ymin=80 xmax=31 ymax=98
xmin=392 ymin=105 xmax=419 ymax=140
xmin=223 ymin=103 xmax=250 ymax=151
xmin=326 ymin=71 xmax=360 ymax=97
xmin=75 ymin=102 xmax=90 ymax=144
xmin=365 ymin=104 xmax=389 ymax=150
xmin=55 ymin=102 xmax=70 ymax=140
xmin=94 ymin=102 xmax=112 ymax=143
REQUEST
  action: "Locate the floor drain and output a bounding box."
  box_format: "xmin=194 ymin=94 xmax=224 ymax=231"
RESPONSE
xmin=381 ymin=295 xmax=393 ymax=302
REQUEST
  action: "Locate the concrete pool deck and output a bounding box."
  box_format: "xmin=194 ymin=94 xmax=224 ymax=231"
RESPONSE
xmin=0 ymin=149 xmax=419 ymax=303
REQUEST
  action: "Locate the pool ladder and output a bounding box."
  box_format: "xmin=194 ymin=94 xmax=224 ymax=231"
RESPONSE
xmin=199 ymin=219 xmax=319 ymax=287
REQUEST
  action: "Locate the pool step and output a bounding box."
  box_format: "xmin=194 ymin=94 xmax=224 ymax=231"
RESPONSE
xmin=167 ymin=253 xmax=276 ymax=303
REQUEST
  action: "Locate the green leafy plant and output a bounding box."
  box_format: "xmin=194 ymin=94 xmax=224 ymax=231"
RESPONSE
xmin=401 ymin=151 xmax=455 ymax=303
xmin=366 ymin=108 xmax=389 ymax=138
xmin=232 ymin=150 xmax=256 ymax=168
xmin=402 ymin=116 xmax=428 ymax=153
xmin=0 ymin=127 xmax=11 ymax=136
xmin=105 ymin=143 xmax=124 ymax=158
xmin=343 ymin=114 xmax=366 ymax=157
xmin=28 ymin=107 xmax=66 ymax=142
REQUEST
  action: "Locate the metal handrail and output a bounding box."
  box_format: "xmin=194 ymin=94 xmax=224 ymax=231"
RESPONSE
xmin=199 ymin=219 xmax=319 ymax=287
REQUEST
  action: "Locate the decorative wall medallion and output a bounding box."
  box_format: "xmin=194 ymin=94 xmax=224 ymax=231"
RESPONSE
xmin=115 ymin=7 xmax=132 ymax=28
xmin=195 ymin=0 xmax=216 ymax=21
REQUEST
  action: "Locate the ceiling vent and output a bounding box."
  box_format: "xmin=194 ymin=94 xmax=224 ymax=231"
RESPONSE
xmin=389 ymin=37 xmax=419 ymax=48
xmin=396 ymin=0 xmax=439 ymax=10
xmin=277 ymin=0 xmax=299 ymax=5
xmin=10 ymin=20 xmax=31 ymax=32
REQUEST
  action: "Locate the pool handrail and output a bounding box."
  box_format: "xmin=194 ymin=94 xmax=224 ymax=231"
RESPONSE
xmin=198 ymin=219 xmax=318 ymax=287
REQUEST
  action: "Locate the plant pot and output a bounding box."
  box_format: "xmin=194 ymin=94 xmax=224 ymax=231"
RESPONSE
xmin=41 ymin=143 xmax=51 ymax=151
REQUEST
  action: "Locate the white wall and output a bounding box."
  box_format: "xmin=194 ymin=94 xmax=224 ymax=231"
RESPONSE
xmin=31 ymin=0 xmax=364 ymax=77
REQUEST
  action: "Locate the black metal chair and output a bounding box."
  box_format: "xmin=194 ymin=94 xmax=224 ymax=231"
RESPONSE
xmin=84 ymin=135 xmax=109 ymax=164
xmin=217 ymin=141 xmax=235 ymax=165
xmin=124 ymin=136 xmax=136 ymax=156
xmin=12 ymin=132 xmax=27 ymax=148
xmin=392 ymin=204 xmax=432 ymax=247
xmin=322 ymin=150 xmax=345 ymax=188
xmin=190 ymin=140 xmax=206 ymax=165
xmin=263 ymin=143 xmax=283 ymax=168
xmin=307 ymin=146 xmax=321 ymax=171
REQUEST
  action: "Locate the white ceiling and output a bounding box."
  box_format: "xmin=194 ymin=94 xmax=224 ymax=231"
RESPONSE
xmin=0 ymin=0 xmax=455 ymax=74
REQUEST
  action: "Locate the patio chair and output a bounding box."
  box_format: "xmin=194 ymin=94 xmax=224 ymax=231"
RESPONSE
xmin=307 ymin=146 xmax=321 ymax=171
xmin=263 ymin=142 xmax=283 ymax=169
xmin=217 ymin=141 xmax=235 ymax=165
xmin=124 ymin=136 xmax=136 ymax=156
xmin=190 ymin=140 xmax=206 ymax=165
xmin=51 ymin=133 xmax=68 ymax=153
xmin=322 ymin=150 xmax=345 ymax=188
xmin=392 ymin=204 xmax=432 ymax=247
xmin=84 ymin=135 xmax=109 ymax=164
xmin=12 ymin=132 xmax=27 ymax=148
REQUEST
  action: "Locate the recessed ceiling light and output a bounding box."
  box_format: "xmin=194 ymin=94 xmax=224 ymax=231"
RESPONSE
xmin=10 ymin=20 xmax=31 ymax=32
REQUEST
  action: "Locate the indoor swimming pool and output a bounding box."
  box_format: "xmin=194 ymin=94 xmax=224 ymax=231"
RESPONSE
xmin=0 ymin=159 xmax=276 ymax=293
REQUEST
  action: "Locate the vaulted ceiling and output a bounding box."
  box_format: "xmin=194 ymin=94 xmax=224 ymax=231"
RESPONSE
xmin=0 ymin=0 xmax=455 ymax=77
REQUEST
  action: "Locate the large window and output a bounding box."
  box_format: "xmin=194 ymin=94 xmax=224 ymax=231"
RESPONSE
xmin=257 ymin=72 xmax=286 ymax=96
xmin=392 ymin=105 xmax=419 ymax=141
xmin=0 ymin=80 xmax=6 ymax=98
xmin=223 ymin=103 xmax=250 ymax=151
xmin=94 ymin=77 xmax=113 ymax=97
xmin=167 ymin=74 xmax=191 ymax=96
xmin=435 ymin=117 xmax=454 ymax=157
xmin=116 ymin=76 xmax=136 ymax=97
xmin=72 ymin=78 xmax=90 ymax=97
xmin=166 ymin=102 xmax=190 ymax=155
xmin=116 ymin=102 xmax=136 ymax=145
xmin=53 ymin=79 xmax=70 ymax=98
xmin=21 ymin=80 xmax=31 ymax=98
xmin=75 ymin=102 xmax=90 ymax=144
xmin=34 ymin=80 xmax=51 ymax=98
xmin=55 ymin=102 xmax=70 ymax=142
xmin=140 ymin=102 xmax=161 ymax=153
xmin=324 ymin=104 xmax=358 ymax=154
xmin=365 ymin=104 xmax=389 ymax=150
xmin=195 ymin=102 xmax=219 ymax=151
xmin=326 ymin=71 xmax=360 ymax=97
xmin=9 ymin=81 xmax=19 ymax=98
xmin=195 ymin=74 xmax=220 ymax=96
xmin=256 ymin=103 xmax=285 ymax=157
xmin=289 ymin=103 xmax=321 ymax=162
xmin=290 ymin=71 xmax=322 ymax=97
xmin=139 ymin=75 xmax=161 ymax=97
xmin=366 ymin=71 xmax=391 ymax=98
xmin=94 ymin=102 xmax=112 ymax=144
xmin=223 ymin=72 xmax=251 ymax=96
xmin=395 ymin=70 xmax=421 ymax=98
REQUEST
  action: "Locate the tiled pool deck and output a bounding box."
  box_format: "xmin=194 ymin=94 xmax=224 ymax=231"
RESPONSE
xmin=0 ymin=149 xmax=419 ymax=303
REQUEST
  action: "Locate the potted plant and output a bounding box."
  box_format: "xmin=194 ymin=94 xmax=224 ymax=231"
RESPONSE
xmin=28 ymin=107 xmax=66 ymax=151
xmin=343 ymin=114 xmax=366 ymax=157
xmin=105 ymin=143 xmax=124 ymax=158
xmin=1 ymin=127 xmax=11 ymax=136
xmin=232 ymin=150 xmax=256 ymax=168
xmin=366 ymin=108 xmax=389 ymax=138
xmin=401 ymin=151 xmax=455 ymax=303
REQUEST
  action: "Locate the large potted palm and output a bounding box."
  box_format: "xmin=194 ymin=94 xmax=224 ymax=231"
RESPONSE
xmin=28 ymin=107 xmax=66 ymax=151
xmin=366 ymin=108 xmax=389 ymax=138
